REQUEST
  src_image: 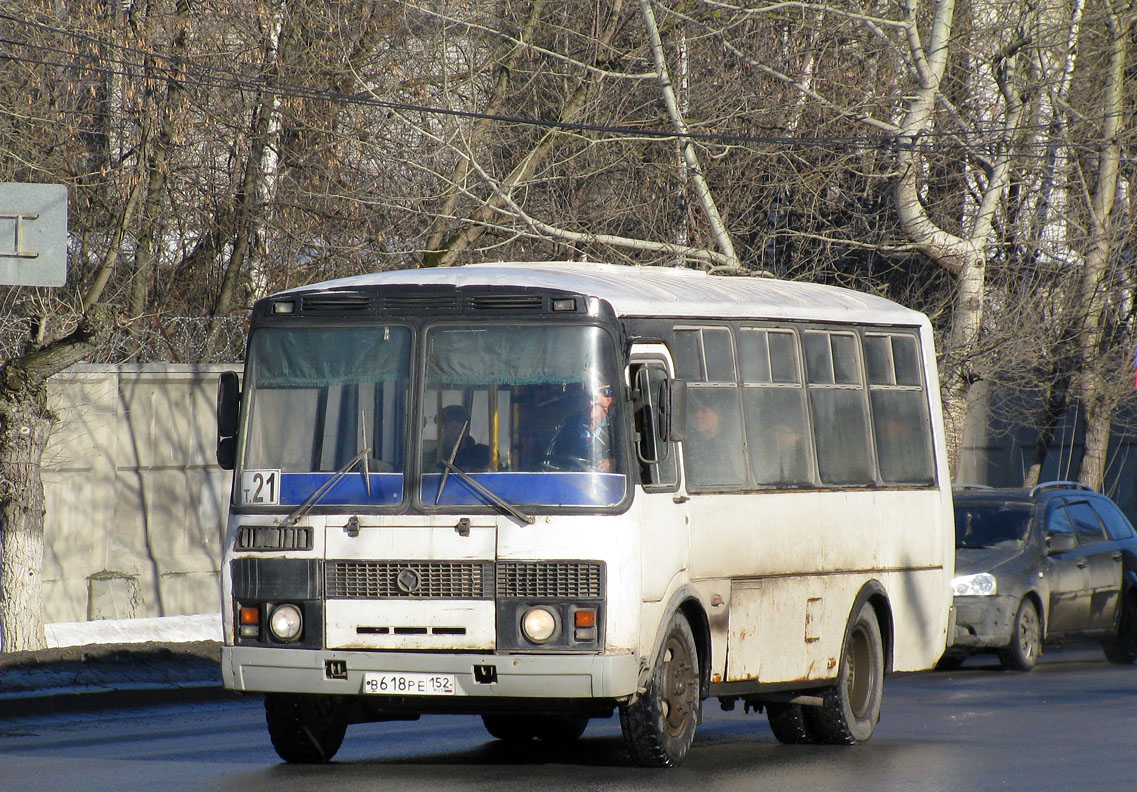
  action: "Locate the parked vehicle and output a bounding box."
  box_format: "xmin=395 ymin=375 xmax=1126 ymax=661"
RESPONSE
xmin=944 ymin=482 xmax=1137 ymax=670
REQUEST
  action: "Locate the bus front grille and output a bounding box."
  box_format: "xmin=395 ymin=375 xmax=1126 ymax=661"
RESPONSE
xmin=323 ymin=560 xmax=605 ymax=600
xmin=325 ymin=561 xmax=494 ymax=599
xmin=495 ymin=561 xmax=604 ymax=599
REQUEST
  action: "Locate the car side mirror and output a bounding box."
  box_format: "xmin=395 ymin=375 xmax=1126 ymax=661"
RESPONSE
xmin=216 ymin=371 xmax=241 ymax=470
xmin=1045 ymin=532 xmax=1077 ymax=555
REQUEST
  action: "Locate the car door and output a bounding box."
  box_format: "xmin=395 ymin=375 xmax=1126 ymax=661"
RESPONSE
xmin=1065 ymin=498 xmax=1123 ymax=631
xmin=1041 ymin=502 xmax=1091 ymax=635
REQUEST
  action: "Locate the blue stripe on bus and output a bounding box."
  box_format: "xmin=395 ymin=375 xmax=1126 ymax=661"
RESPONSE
xmin=277 ymin=472 xmax=625 ymax=507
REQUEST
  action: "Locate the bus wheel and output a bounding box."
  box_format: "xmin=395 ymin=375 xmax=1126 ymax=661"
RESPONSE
xmin=264 ymin=693 xmax=348 ymax=763
xmin=1102 ymin=594 xmax=1137 ymax=664
xmin=805 ymin=602 xmax=883 ymax=745
xmin=619 ymin=612 xmax=700 ymax=767
xmin=766 ymin=703 xmax=817 ymax=744
xmin=532 ymin=713 xmax=590 ymax=742
xmin=482 ymin=713 xmax=589 ymax=743
xmin=481 ymin=714 xmax=536 ymax=741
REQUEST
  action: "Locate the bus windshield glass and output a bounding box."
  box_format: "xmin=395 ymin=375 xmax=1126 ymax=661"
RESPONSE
xmin=420 ymin=324 xmax=625 ymax=508
xmin=236 ymin=323 xmax=625 ymax=510
xmin=239 ymin=325 xmax=411 ymax=507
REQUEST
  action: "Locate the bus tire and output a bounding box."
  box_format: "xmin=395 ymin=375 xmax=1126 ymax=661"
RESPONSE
xmin=1102 ymin=593 xmax=1137 ymax=664
xmin=619 ymin=612 xmax=701 ymax=767
xmin=805 ymin=602 xmax=883 ymax=745
xmin=264 ymin=693 xmax=348 ymax=763
xmin=482 ymin=713 xmax=589 ymax=743
xmin=766 ymin=702 xmax=818 ymax=744
xmin=532 ymin=713 xmax=590 ymax=742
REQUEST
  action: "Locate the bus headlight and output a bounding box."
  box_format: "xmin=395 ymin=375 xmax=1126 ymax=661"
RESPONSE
xmin=268 ymin=603 xmax=303 ymax=642
xmin=952 ymin=572 xmax=997 ymax=597
xmin=520 ymin=606 xmax=558 ymax=644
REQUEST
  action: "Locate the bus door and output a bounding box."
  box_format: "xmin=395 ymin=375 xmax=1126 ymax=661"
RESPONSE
xmin=629 ymin=351 xmax=689 ymax=604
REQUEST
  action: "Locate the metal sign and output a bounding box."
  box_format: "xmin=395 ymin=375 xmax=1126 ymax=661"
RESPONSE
xmin=0 ymin=183 xmax=68 ymax=287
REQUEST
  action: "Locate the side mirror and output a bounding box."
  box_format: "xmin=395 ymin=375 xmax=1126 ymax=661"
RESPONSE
xmin=1045 ymin=532 xmax=1077 ymax=555
xmin=216 ymin=371 xmax=241 ymax=470
xmin=664 ymin=379 xmax=687 ymax=443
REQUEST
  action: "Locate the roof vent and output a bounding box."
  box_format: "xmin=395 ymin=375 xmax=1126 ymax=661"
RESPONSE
xmin=301 ymin=293 xmax=372 ymax=313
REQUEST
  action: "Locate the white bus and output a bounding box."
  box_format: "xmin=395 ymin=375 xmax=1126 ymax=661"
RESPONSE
xmin=216 ymin=261 xmax=954 ymax=766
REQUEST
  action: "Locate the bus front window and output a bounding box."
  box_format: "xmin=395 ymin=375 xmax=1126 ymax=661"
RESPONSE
xmin=238 ymin=326 xmax=411 ymax=507
xmin=420 ymin=324 xmax=626 ymax=509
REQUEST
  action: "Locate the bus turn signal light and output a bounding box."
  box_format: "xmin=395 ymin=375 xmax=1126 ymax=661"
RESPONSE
xmin=574 ymin=608 xmax=597 ymax=642
xmin=239 ymin=605 xmax=260 ymax=638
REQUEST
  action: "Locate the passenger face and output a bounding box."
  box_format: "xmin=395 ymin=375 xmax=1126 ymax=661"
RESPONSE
xmin=694 ymin=406 xmax=720 ymax=437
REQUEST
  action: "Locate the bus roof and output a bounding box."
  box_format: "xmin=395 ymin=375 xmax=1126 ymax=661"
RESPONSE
xmin=279 ymin=261 xmax=927 ymax=325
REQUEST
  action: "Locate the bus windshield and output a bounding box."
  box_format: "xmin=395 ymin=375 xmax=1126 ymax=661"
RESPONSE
xmin=240 ymin=325 xmax=412 ymax=507
xmin=420 ymin=324 xmax=625 ymax=508
xmin=236 ymin=323 xmax=625 ymax=510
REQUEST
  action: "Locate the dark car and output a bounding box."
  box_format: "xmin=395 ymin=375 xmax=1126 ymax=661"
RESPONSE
xmin=943 ymin=481 xmax=1137 ymax=670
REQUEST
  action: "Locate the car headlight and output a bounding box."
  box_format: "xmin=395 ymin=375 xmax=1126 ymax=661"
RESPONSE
xmin=520 ymin=606 xmax=558 ymax=644
xmin=268 ymin=603 xmax=303 ymax=642
xmin=952 ymin=572 xmax=997 ymax=597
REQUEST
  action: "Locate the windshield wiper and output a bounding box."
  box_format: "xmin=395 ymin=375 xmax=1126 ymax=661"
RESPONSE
xmin=279 ymin=446 xmax=371 ymax=528
xmin=437 ymin=460 xmax=535 ymax=525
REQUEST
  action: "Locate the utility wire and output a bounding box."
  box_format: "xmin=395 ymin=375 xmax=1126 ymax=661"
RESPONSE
xmin=0 ymin=13 xmax=1129 ymax=158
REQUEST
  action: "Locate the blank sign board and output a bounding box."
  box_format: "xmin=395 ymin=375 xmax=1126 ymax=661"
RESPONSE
xmin=0 ymin=182 xmax=68 ymax=287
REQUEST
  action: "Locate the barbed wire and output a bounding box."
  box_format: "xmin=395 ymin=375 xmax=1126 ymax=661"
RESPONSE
xmin=0 ymin=316 xmax=247 ymax=365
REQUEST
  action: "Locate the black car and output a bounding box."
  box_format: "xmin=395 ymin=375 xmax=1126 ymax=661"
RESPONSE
xmin=943 ymin=481 xmax=1137 ymax=670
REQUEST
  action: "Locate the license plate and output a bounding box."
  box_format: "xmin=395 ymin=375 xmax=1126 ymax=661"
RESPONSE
xmin=362 ymin=672 xmax=456 ymax=696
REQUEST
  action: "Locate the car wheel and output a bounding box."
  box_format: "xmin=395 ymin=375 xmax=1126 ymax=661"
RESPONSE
xmin=1102 ymin=594 xmax=1137 ymax=664
xmin=264 ymin=693 xmax=348 ymax=763
xmin=766 ymin=702 xmax=818 ymax=744
xmin=999 ymin=598 xmax=1041 ymax=671
xmin=803 ymin=602 xmax=884 ymax=744
xmin=619 ymin=612 xmax=701 ymax=767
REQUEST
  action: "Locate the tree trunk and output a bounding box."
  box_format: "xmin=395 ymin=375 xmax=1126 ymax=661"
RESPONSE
xmin=0 ymin=318 xmax=107 ymax=652
xmin=1073 ymin=7 xmax=1131 ymax=491
xmin=1024 ymin=367 xmax=1071 ymax=487
xmin=0 ymin=393 xmax=51 ymax=652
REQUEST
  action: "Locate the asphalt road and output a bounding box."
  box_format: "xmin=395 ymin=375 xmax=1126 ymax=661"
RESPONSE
xmin=0 ymin=646 xmax=1133 ymax=792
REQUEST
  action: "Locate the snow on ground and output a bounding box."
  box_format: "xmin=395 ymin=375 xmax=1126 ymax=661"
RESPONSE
xmin=44 ymin=613 xmax=223 ymax=648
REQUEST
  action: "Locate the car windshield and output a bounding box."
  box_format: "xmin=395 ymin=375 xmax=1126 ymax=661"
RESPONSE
xmin=955 ymin=502 xmax=1032 ymax=548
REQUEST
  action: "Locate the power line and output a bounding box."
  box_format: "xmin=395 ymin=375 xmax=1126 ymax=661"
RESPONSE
xmin=0 ymin=13 xmax=1129 ymax=159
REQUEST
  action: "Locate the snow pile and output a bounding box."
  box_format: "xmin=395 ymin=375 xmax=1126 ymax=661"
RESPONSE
xmin=44 ymin=613 xmax=223 ymax=648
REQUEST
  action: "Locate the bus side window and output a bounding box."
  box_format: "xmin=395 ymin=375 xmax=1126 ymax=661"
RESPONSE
xmin=865 ymin=333 xmax=934 ymax=484
xmin=673 ymin=326 xmax=746 ymax=490
xmin=634 ymin=363 xmax=678 ymax=490
xmin=804 ymin=330 xmax=873 ymax=485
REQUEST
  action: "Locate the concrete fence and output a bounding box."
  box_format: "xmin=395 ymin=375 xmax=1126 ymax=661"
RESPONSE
xmin=36 ymin=366 xmax=1137 ymax=628
xmin=42 ymin=364 xmax=238 ymax=624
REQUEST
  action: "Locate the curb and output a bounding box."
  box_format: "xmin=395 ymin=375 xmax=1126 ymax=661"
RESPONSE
xmin=0 ymin=682 xmax=242 ymax=718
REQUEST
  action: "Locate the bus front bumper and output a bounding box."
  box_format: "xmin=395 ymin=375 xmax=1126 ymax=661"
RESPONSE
xmin=222 ymin=645 xmax=640 ymax=700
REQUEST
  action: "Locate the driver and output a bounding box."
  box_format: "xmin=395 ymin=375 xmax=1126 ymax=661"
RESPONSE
xmin=547 ymin=382 xmax=615 ymax=472
xmin=436 ymin=404 xmax=490 ymax=471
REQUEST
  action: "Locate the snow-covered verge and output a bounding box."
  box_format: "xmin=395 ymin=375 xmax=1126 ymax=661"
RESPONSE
xmin=43 ymin=613 xmax=222 ymax=648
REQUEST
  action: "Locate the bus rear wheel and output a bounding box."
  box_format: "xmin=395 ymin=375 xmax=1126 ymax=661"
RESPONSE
xmin=766 ymin=702 xmax=818 ymax=744
xmin=264 ymin=693 xmax=348 ymax=763
xmin=482 ymin=713 xmax=589 ymax=743
xmin=804 ymin=602 xmax=884 ymax=745
xmin=619 ymin=612 xmax=701 ymax=767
